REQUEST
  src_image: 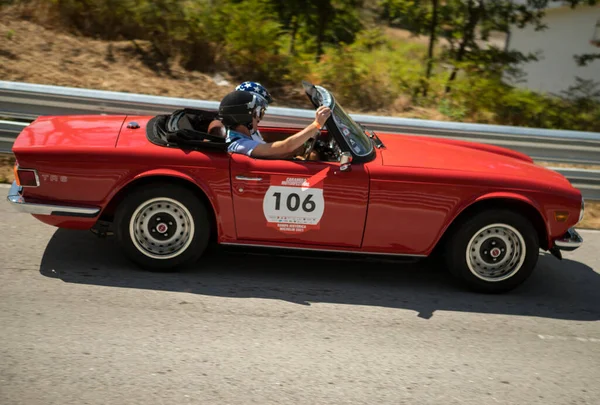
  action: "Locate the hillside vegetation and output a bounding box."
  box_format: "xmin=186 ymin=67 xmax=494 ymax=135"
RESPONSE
xmin=1 ymin=0 xmax=599 ymax=131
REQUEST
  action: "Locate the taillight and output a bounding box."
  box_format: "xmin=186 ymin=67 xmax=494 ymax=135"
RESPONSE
xmin=14 ymin=164 xmax=39 ymax=187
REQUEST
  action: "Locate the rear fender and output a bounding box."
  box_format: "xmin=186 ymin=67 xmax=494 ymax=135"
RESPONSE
xmin=101 ymin=168 xmax=219 ymax=224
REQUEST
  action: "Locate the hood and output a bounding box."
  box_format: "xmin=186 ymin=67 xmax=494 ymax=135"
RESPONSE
xmin=377 ymin=132 xmax=568 ymax=182
xmin=12 ymin=115 xmax=127 ymax=152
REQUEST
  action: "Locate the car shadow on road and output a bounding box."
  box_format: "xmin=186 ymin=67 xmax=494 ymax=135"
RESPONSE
xmin=39 ymin=229 xmax=600 ymax=321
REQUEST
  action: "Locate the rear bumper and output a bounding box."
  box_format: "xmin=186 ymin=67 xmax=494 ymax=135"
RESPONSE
xmin=7 ymin=181 xmax=100 ymax=217
xmin=553 ymin=228 xmax=583 ymax=252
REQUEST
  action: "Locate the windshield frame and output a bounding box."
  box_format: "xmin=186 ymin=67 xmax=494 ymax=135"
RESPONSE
xmin=311 ymin=85 xmax=376 ymax=163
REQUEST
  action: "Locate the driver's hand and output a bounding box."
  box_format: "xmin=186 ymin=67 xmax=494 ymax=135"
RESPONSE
xmin=315 ymin=106 xmax=331 ymax=128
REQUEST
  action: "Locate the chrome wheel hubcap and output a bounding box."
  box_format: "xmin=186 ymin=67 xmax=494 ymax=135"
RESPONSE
xmin=129 ymin=197 xmax=195 ymax=260
xmin=466 ymin=223 xmax=526 ymax=282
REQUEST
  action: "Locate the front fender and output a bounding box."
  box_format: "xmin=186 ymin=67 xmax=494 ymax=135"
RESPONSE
xmin=434 ymin=191 xmax=551 ymax=253
xmin=473 ymin=191 xmax=544 ymax=212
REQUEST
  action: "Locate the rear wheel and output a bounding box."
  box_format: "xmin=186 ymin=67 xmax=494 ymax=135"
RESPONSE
xmin=444 ymin=209 xmax=539 ymax=293
xmin=114 ymin=183 xmax=210 ymax=271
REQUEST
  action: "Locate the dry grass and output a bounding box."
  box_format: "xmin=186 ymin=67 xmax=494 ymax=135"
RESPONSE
xmin=0 ymin=15 xmax=235 ymax=103
xmin=0 ymin=7 xmax=353 ymax=111
xmin=0 ymin=8 xmax=312 ymax=108
xmin=536 ymin=161 xmax=600 ymax=171
xmin=0 ymin=8 xmax=453 ymax=116
xmin=0 ymin=155 xmax=15 ymax=184
xmin=578 ymin=202 xmax=600 ymax=230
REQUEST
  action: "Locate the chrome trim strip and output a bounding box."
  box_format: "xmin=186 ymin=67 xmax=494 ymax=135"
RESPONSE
xmin=554 ymin=228 xmax=584 ymax=251
xmin=235 ymin=176 xmax=263 ymax=181
xmin=220 ymin=241 xmax=426 ymax=257
xmin=6 ymin=181 xmax=100 ymax=217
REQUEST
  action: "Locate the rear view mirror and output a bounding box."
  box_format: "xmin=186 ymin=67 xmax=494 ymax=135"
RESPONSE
xmin=340 ymin=152 xmax=352 ymax=172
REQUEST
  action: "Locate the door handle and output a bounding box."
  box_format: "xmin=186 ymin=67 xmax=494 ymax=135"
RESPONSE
xmin=235 ymin=175 xmax=262 ymax=181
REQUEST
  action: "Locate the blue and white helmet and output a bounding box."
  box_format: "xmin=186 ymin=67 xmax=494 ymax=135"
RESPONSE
xmin=235 ymin=81 xmax=273 ymax=105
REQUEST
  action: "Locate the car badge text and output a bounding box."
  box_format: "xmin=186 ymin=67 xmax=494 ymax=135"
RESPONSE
xmin=41 ymin=174 xmax=68 ymax=183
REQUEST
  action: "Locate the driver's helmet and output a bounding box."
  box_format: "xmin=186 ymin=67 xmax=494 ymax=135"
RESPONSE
xmin=218 ymin=90 xmax=266 ymax=130
xmin=235 ymin=81 xmax=273 ymax=105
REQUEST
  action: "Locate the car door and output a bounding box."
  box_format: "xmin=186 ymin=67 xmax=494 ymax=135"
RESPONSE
xmin=229 ymin=153 xmax=369 ymax=248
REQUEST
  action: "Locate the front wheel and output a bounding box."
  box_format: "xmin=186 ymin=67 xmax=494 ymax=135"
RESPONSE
xmin=114 ymin=183 xmax=210 ymax=271
xmin=444 ymin=209 xmax=540 ymax=293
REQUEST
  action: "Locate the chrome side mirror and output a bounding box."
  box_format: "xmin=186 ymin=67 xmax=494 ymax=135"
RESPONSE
xmin=340 ymin=152 xmax=353 ymax=172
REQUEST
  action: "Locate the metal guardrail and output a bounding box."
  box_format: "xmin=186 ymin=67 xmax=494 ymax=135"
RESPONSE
xmin=0 ymin=120 xmax=28 ymax=153
xmin=2 ymin=81 xmax=600 ymax=164
xmin=1 ymin=80 xmax=600 ymax=199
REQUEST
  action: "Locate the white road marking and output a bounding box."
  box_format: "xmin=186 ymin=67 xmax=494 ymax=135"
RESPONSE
xmin=0 ymin=183 xmax=10 ymax=188
xmin=577 ymin=228 xmax=600 ymax=234
xmin=538 ymin=334 xmax=600 ymax=342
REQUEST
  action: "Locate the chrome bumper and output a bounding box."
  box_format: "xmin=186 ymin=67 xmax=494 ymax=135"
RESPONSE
xmin=554 ymin=228 xmax=583 ymax=252
xmin=7 ymin=181 xmax=100 ymax=217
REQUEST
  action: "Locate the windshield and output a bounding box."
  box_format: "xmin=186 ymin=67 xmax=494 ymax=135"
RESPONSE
xmin=330 ymin=103 xmax=373 ymax=157
xmin=314 ymin=86 xmax=373 ymax=157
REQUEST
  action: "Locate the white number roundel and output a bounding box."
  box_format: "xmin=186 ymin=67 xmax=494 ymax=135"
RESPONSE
xmin=263 ymin=185 xmax=325 ymax=226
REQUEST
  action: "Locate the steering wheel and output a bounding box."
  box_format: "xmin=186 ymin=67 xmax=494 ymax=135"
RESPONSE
xmin=302 ymin=135 xmax=318 ymax=160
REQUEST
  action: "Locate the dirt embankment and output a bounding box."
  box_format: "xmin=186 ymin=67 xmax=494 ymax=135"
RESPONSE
xmin=0 ymin=9 xmax=310 ymax=108
xmin=0 ymin=7 xmax=450 ymax=117
xmin=0 ymin=155 xmax=15 ymax=184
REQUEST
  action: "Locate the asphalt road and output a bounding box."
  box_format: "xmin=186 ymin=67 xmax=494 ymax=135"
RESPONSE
xmin=0 ymin=187 xmax=599 ymax=405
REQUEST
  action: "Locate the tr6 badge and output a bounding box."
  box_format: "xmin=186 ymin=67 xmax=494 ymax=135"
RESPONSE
xmin=41 ymin=174 xmax=68 ymax=183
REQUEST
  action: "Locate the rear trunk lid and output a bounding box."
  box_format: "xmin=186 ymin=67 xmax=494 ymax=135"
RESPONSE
xmin=12 ymin=115 xmax=127 ymax=152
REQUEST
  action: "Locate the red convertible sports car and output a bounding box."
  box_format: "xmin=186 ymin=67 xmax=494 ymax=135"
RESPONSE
xmin=7 ymin=81 xmax=584 ymax=293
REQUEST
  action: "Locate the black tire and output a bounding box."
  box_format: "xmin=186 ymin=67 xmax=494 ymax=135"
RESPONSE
xmin=114 ymin=182 xmax=211 ymax=272
xmin=443 ymin=209 xmax=539 ymax=293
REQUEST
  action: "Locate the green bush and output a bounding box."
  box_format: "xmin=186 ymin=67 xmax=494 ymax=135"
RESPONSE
xmin=214 ymin=0 xmax=288 ymax=84
xmin=312 ymin=29 xmax=426 ymax=111
xmin=440 ymin=75 xmax=600 ymax=132
xmin=32 ymin=0 xmax=291 ymax=79
xmin=42 ymin=0 xmax=216 ymax=70
xmin=48 ymin=0 xmax=141 ymax=39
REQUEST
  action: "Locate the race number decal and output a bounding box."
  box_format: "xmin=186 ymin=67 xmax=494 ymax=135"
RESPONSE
xmin=263 ymin=175 xmax=325 ymax=234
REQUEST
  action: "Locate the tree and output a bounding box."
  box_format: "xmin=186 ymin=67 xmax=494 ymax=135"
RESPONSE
xmin=269 ymin=0 xmax=365 ymax=61
xmin=269 ymin=0 xmax=307 ymax=55
xmin=574 ymin=53 xmax=600 ymax=66
xmin=380 ymin=0 xmax=599 ymax=95
xmin=378 ymin=0 xmax=442 ymax=95
xmin=424 ymin=0 xmax=439 ymax=96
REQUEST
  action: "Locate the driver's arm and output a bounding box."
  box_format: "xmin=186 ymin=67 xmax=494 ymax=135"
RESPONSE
xmin=251 ymin=106 xmax=331 ymax=159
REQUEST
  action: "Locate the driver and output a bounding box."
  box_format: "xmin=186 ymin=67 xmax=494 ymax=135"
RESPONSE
xmin=234 ymin=81 xmax=273 ymax=144
xmin=219 ymin=90 xmax=331 ymax=160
